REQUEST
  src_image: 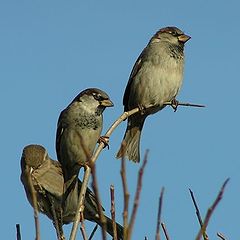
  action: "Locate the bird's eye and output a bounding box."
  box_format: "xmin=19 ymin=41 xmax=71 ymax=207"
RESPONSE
xmin=92 ymin=93 xmax=103 ymax=101
xmin=169 ymin=31 xmax=178 ymax=36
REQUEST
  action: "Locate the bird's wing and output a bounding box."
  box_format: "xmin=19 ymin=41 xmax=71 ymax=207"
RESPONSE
xmin=123 ymin=49 xmax=146 ymax=111
xmin=33 ymin=160 xmax=64 ymax=199
xmin=55 ymin=110 xmax=66 ymax=165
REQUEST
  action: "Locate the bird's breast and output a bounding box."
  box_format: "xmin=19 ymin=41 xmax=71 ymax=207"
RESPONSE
xmin=128 ymin=54 xmax=184 ymax=112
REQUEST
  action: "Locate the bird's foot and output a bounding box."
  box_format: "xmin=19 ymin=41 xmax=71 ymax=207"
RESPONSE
xmin=138 ymin=104 xmax=146 ymax=115
xmin=170 ymin=99 xmax=179 ymax=112
xmin=98 ymin=136 xmax=109 ymax=149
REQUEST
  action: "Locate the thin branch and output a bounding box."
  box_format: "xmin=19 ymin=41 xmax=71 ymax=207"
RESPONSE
xmin=155 ymin=187 xmax=165 ymax=240
xmin=164 ymin=101 xmax=205 ymax=112
xmin=69 ymin=101 xmax=203 ymax=240
xmin=120 ymin=144 xmax=129 ymax=240
xmin=26 ymin=166 xmax=40 ymax=240
xmin=69 ymin=166 xmax=91 ymax=240
xmin=189 ymin=188 xmax=208 ymax=240
xmin=80 ymin=226 xmax=88 ymax=240
xmin=128 ymin=152 xmax=148 ymax=240
xmin=16 ymin=224 xmax=21 ymax=240
xmin=195 ymin=178 xmax=230 ymax=240
xmin=161 ymin=222 xmax=170 ymax=240
xmin=90 ymin=162 xmax=107 ymax=240
xmin=217 ymin=232 xmax=227 ymax=240
xmin=70 ymin=108 xmax=139 ymax=240
xmin=89 ymin=225 xmax=98 ymax=240
xmin=80 ymin=211 xmax=88 ymax=240
xmin=110 ymin=185 xmax=118 ymax=240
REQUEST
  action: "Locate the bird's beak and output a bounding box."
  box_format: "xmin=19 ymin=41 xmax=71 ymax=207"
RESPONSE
xmin=100 ymin=99 xmax=114 ymax=107
xmin=178 ymin=34 xmax=191 ymax=43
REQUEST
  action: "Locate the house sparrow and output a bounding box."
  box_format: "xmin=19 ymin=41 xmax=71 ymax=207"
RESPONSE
xmin=21 ymin=144 xmax=123 ymax=239
xmin=20 ymin=144 xmax=65 ymax=240
xmin=56 ymin=88 xmax=113 ymax=185
xmin=116 ymin=26 xmax=190 ymax=163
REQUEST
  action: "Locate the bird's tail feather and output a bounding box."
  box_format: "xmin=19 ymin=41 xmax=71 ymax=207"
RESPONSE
xmin=116 ymin=116 xmax=145 ymax=163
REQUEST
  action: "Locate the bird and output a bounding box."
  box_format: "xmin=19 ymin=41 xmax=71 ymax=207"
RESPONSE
xmin=56 ymin=88 xmax=113 ymax=186
xmin=116 ymin=26 xmax=191 ymax=163
xmin=20 ymin=144 xmax=123 ymax=239
xmin=20 ymin=144 xmax=65 ymax=240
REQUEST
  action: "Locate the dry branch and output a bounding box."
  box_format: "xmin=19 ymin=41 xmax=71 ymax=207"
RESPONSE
xmin=189 ymin=188 xmax=209 ymax=240
xmin=217 ymin=232 xmax=227 ymax=240
xmin=155 ymin=187 xmax=165 ymax=240
xmin=90 ymin=163 xmax=107 ymax=240
xmin=110 ymin=185 xmax=118 ymax=240
xmin=120 ymin=146 xmax=130 ymax=239
xmin=16 ymin=224 xmax=21 ymax=240
xmin=69 ymin=100 xmax=204 ymax=240
xmin=89 ymin=225 xmax=98 ymax=240
xmin=128 ymin=153 xmax=148 ymax=240
xmin=161 ymin=222 xmax=170 ymax=240
xmin=195 ymin=178 xmax=230 ymax=240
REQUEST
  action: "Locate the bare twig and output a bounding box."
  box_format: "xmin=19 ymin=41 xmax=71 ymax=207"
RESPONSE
xmin=189 ymin=188 xmax=208 ymax=240
xmin=195 ymin=178 xmax=230 ymax=240
xmin=110 ymin=185 xmax=118 ymax=240
xmin=217 ymin=232 xmax=227 ymax=240
xmin=161 ymin=222 xmax=170 ymax=240
xmin=89 ymin=224 xmax=98 ymax=240
xmin=90 ymin=162 xmax=107 ymax=240
xmin=70 ymin=108 xmax=139 ymax=240
xmin=128 ymin=152 xmax=148 ymax=240
xmin=120 ymin=144 xmax=130 ymax=240
xmin=80 ymin=226 xmax=88 ymax=240
xmin=26 ymin=166 xmax=40 ymax=240
xmin=80 ymin=211 xmax=88 ymax=240
xmin=156 ymin=187 xmax=165 ymax=240
xmin=70 ymin=101 xmax=203 ymax=240
xmin=164 ymin=100 xmax=205 ymax=112
xmin=70 ymin=166 xmax=91 ymax=240
xmin=16 ymin=224 xmax=21 ymax=240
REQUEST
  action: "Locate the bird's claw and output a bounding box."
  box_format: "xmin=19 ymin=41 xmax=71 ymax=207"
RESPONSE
xmin=98 ymin=136 xmax=110 ymax=149
xmin=170 ymin=99 xmax=179 ymax=112
xmin=138 ymin=104 xmax=146 ymax=115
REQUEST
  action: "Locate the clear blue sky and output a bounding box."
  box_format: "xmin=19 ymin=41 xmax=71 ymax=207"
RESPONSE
xmin=1 ymin=0 xmax=239 ymax=239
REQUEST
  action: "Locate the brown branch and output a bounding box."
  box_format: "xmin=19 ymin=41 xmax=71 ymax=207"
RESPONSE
xmin=195 ymin=178 xmax=230 ymax=240
xmin=217 ymin=232 xmax=227 ymax=240
xmin=128 ymin=152 xmax=148 ymax=240
xmin=161 ymin=222 xmax=170 ymax=240
xmin=90 ymin=162 xmax=107 ymax=240
xmin=120 ymin=145 xmax=130 ymax=240
xmin=155 ymin=187 xmax=165 ymax=240
xmin=69 ymin=101 xmax=202 ymax=240
xmin=16 ymin=224 xmax=21 ymax=240
xmin=69 ymin=166 xmax=91 ymax=240
xmin=110 ymin=185 xmax=118 ymax=240
xmin=89 ymin=224 xmax=98 ymax=240
xmin=80 ymin=211 xmax=88 ymax=240
xmin=189 ymin=188 xmax=208 ymax=240
xmin=26 ymin=166 xmax=40 ymax=240
xmin=164 ymin=100 xmax=205 ymax=112
xmin=70 ymin=108 xmax=139 ymax=240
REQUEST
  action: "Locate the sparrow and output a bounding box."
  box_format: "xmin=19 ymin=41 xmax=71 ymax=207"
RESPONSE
xmin=20 ymin=144 xmax=123 ymax=239
xmin=116 ymin=26 xmax=191 ymax=163
xmin=20 ymin=144 xmax=65 ymax=240
xmin=56 ymin=88 xmax=113 ymax=185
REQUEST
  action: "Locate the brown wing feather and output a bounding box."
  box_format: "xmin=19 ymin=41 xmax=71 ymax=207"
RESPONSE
xmin=55 ymin=110 xmax=65 ymax=165
xmin=123 ymin=49 xmax=147 ymax=111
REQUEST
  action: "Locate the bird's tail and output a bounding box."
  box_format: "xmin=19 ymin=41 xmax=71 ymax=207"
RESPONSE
xmin=95 ymin=215 xmax=123 ymax=240
xmin=116 ymin=115 xmax=145 ymax=163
